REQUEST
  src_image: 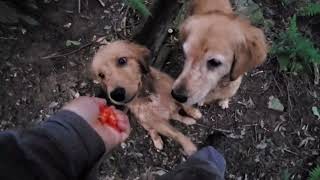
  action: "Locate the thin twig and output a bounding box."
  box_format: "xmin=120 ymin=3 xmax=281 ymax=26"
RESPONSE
xmin=78 ymin=0 xmax=81 ymax=13
xmin=313 ymin=62 xmax=319 ymax=85
xmin=284 ymin=74 xmax=293 ymax=121
xmin=210 ymin=127 xmax=232 ymax=133
xmin=194 ymin=123 xmax=209 ymax=128
xmin=41 ymin=42 xmax=93 ymax=60
xmin=96 ymin=0 xmax=105 ymax=7
xmin=121 ymin=7 xmax=130 ymax=37
xmin=283 ymin=148 xmax=298 ymax=155
xmin=0 ymin=37 xmax=17 ymax=40
xmin=272 ymin=74 xmax=284 ymax=96
xmin=40 ymin=36 xmax=107 ymax=60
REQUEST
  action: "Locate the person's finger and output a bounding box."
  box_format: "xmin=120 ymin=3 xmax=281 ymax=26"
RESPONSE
xmin=114 ymin=110 xmax=130 ymax=130
xmin=101 ymin=125 xmax=122 ymax=148
xmin=115 ymin=112 xmax=131 ymax=140
xmin=92 ymin=97 xmax=107 ymax=106
xmin=120 ymin=130 xmax=130 ymax=141
xmin=118 ymin=116 xmax=131 ymax=140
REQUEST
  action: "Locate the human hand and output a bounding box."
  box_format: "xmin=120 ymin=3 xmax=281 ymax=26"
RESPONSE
xmin=62 ymin=96 xmax=131 ymax=150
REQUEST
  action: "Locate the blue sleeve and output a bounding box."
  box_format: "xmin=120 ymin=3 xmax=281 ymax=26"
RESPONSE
xmin=157 ymin=146 xmax=226 ymax=180
xmin=0 ymin=110 xmax=106 ymax=180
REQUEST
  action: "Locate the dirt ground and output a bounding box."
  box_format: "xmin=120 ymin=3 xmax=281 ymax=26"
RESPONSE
xmin=0 ymin=0 xmax=319 ymax=179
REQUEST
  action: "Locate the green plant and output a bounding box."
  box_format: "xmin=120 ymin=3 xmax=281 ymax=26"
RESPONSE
xmin=271 ymin=15 xmax=320 ymax=72
xmin=281 ymin=169 xmax=291 ymax=180
xmin=309 ymin=165 xmax=320 ymax=180
xmin=125 ymin=0 xmax=151 ymax=17
xmin=298 ymin=3 xmax=320 ymax=16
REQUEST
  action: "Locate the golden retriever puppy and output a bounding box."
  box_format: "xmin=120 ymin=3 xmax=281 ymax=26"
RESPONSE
xmin=91 ymin=41 xmax=202 ymax=155
xmin=171 ymin=0 xmax=268 ymax=109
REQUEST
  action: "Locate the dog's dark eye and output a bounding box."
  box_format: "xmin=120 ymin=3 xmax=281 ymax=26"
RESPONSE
xmin=118 ymin=57 xmax=127 ymax=66
xmin=207 ymin=58 xmax=221 ymax=70
xmin=98 ymin=73 xmax=105 ymax=79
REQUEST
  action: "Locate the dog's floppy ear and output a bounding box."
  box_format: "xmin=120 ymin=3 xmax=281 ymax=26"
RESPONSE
xmin=179 ymin=20 xmax=191 ymax=42
xmin=135 ymin=44 xmax=151 ymax=74
xmin=231 ymin=26 xmax=268 ymax=81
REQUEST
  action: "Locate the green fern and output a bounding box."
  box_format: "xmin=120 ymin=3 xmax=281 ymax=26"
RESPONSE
xmin=125 ymin=0 xmax=151 ymax=17
xmin=271 ymin=15 xmax=320 ymax=72
xmin=298 ymin=3 xmax=320 ymax=16
xmin=281 ymin=169 xmax=291 ymax=180
xmin=309 ymin=166 xmax=320 ymax=180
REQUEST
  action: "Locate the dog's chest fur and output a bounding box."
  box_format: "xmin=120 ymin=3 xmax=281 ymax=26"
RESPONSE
xmin=128 ymin=68 xmax=178 ymax=125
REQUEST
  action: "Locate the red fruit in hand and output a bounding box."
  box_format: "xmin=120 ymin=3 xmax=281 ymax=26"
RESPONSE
xmin=98 ymin=105 xmax=122 ymax=132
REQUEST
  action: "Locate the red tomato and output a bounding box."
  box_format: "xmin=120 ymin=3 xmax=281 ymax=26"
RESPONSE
xmin=98 ymin=104 xmax=122 ymax=132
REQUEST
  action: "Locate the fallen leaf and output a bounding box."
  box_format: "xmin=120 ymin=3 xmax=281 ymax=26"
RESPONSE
xmin=312 ymin=106 xmax=320 ymax=119
xmin=66 ymin=40 xmax=81 ymax=47
xmin=268 ymin=96 xmax=284 ymax=112
xmin=256 ymin=141 xmax=267 ymax=149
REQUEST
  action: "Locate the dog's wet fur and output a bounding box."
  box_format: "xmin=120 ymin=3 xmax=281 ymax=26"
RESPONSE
xmin=172 ymin=0 xmax=268 ymax=108
xmin=91 ymin=41 xmax=202 ymax=155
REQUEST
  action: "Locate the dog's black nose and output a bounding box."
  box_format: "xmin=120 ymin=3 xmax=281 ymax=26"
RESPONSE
xmin=110 ymin=87 xmax=126 ymax=102
xmin=171 ymin=89 xmax=188 ymax=103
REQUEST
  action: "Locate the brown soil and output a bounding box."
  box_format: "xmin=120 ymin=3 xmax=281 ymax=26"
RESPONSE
xmin=0 ymin=0 xmax=319 ymax=179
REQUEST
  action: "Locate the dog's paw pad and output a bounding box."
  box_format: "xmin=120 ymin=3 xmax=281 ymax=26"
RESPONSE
xmin=183 ymin=117 xmax=197 ymax=125
xmin=192 ymin=109 xmax=203 ymax=119
xmin=218 ymin=99 xmax=229 ymax=109
xmin=153 ymin=139 xmax=164 ymax=150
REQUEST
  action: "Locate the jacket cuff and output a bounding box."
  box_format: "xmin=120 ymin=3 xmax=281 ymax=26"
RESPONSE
xmin=43 ymin=110 xmax=106 ymax=172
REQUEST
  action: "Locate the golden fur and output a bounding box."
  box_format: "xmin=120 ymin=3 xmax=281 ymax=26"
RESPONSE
xmin=172 ymin=0 xmax=268 ymax=108
xmin=91 ymin=41 xmax=202 ymax=155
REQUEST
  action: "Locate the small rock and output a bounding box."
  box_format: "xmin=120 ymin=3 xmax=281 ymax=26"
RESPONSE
xmin=121 ymin=143 xmax=126 ymax=149
xmin=93 ymin=80 xmax=100 ymax=84
xmin=153 ymin=169 xmax=167 ymax=176
xmin=80 ymin=82 xmax=87 ymax=88
xmin=256 ymin=141 xmax=267 ymax=149
xmin=63 ymin=22 xmax=72 ymax=28
xmin=268 ymin=96 xmax=284 ymax=112
xmin=49 ymin=102 xmax=59 ymax=108
xmin=74 ymin=92 xmax=80 ymax=98
xmin=104 ymin=25 xmax=112 ymax=30
xmin=21 ymin=28 xmax=27 ymax=35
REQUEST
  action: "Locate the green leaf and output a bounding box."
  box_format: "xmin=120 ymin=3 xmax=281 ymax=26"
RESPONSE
xmin=271 ymin=14 xmax=320 ymax=74
xmin=309 ymin=165 xmax=320 ymax=180
xmin=125 ymin=0 xmax=151 ymax=17
xmin=268 ymin=96 xmax=284 ymax=112
xmin=66 ymin=40 xmax=81 ymax=47
xmin=312 ymin=106 xmax=320 ymax=119
xmin=298 ymin=3 xmax=320 ymax=17
xmin=281 ymin=169 xmax=290 ymax=180
xmin=278 ymin=54 xmax=290 ymax=71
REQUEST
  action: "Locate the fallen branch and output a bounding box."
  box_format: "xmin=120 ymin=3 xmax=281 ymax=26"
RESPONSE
xmin=314 ymin=62 xmax=319 ymax=85
xmin=41 ymin=42 xmax=93 ymax=60
xmin=96 ymin=0 xmax=105 ymax=7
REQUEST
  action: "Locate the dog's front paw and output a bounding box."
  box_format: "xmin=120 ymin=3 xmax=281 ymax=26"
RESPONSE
xmin=182 ymin=117 xmax=197 ymax=125
xmin=192 ymin=108 xmax=203 ymax=119
xmin=184 ymin=107 xmax=203 ymax=119
xmin=153 ymin=138 xmax=164 ymax=150
xmin=218 ymin=99 xmax=229 ymax=109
